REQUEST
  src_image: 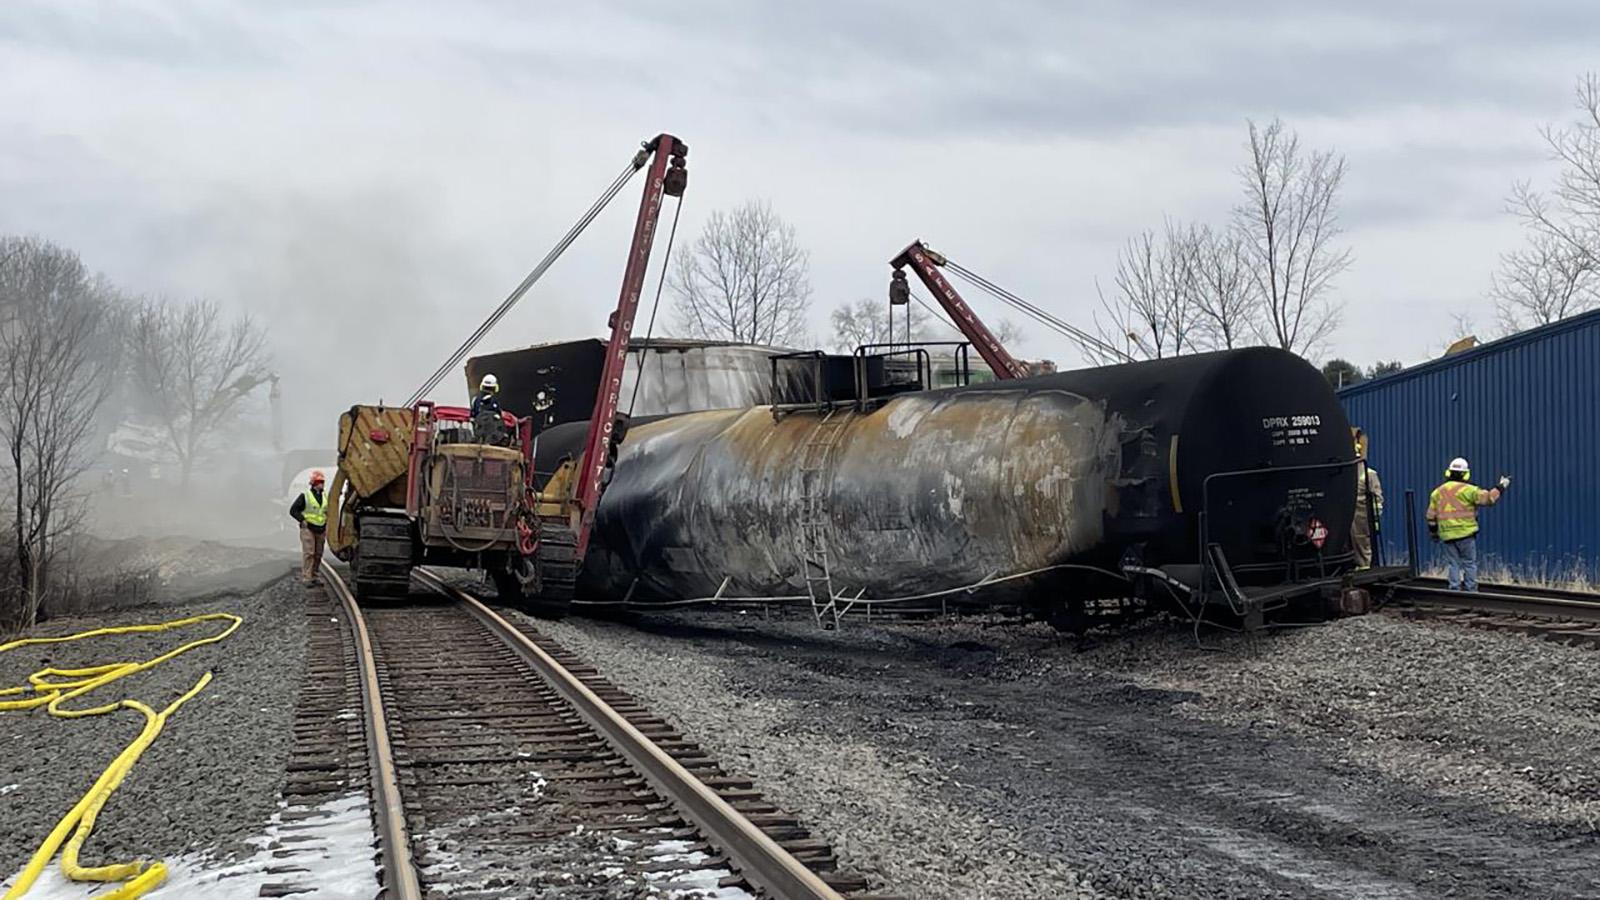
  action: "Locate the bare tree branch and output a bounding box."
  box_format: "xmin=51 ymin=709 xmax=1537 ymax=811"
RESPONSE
xmin=1491 ymin=230 xmax=1598 ymax=332
xmin=1499 ymin=73 xmax=1600 ymax=331
xmin=1191 ymin=225 xmax=1259 ymax=350
xmin=1089 ymin=223 xmax=1202 ymax=361
xmin=126 ymin=298 xmax=272 ymax=487
xmin=0 ymin=236 xmax=115 ymax=632
xmin=671 ymin=200 xmax=812 ymax=347
xmin=1234 ymin=118 xmax=1350 ymax=356
xmin=828 ymin=299 xmax=891 ymax=352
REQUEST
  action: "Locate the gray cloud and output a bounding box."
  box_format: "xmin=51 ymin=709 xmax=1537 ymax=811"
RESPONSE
xmin=0 ymin=0 xmax=1593 ymax=381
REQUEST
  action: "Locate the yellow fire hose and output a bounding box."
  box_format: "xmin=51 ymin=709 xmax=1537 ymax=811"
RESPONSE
xmin=0 ymin=612 xmax=242 ymax=899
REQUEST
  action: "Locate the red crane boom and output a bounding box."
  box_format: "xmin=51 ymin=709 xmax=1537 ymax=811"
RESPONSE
xmin=889 ymin=240 xmax=1029 ymax=379
xmin=572 ymin=133 xmax=688 ymax=557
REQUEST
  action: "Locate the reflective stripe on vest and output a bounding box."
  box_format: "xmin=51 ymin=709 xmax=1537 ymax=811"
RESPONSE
xmin=1430 ymin=481 xmax=1478 ymax=541
xmin=302 ymin=489 xmax=328 ymax=527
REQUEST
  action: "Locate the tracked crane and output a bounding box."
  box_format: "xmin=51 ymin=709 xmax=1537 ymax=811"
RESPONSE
xmin=326 ymin=133 xmax=689 ymax=615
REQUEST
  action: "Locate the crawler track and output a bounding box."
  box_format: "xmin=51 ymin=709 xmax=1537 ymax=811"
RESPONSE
xmin=1385 ymin=577 xmax=1600 ymax=647
xmin=320 ymin=563 xmax=878 ymax=899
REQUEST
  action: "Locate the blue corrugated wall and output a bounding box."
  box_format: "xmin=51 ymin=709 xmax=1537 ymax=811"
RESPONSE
xmin=1339 ymin=310 xmax=1600 ymax=578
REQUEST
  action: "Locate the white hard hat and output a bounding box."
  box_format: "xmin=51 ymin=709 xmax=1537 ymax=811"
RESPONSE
xmin=479 ymin=373 xmax=499 ymax=392
xmin=1448 ymin=457 xmax=1470 ymax=473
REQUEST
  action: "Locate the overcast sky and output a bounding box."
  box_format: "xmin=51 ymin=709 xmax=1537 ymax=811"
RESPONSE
xmin=2 ymin=1 xmax=1595 ymax=445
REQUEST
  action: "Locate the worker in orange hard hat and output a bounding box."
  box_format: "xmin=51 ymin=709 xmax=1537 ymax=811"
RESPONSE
xmin=290 ymin=470 xmax=329 ymax=584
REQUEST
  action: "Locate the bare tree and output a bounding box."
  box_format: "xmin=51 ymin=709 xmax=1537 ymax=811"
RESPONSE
xmin=1090 ymin=223 xmax=1201 ymax=361
xmin=0 ymin=237 xmax=115 ymax=632
xmin=1499 ymin=74 xmax=1600 ymax=331
xmin=127 ymin=299 xmax=272 ymax=487
xmin=1490 ymin=231 xmax=1597 ymax=332
xmin=1191 ymin=226 xmax=1259 ymax=350
xmin=1234 ymin=118 xmax=1351 ymax=356
xmin=671 ymin=200 xmax=812 ymax=347
xmin=1157 ymin=221 xmax=1203 ymax=356
xmin=829 ymin=298 xmax=891 ymax=352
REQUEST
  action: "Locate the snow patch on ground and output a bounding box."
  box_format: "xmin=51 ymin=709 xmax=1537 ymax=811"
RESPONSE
xmin=642 ymin=839 xmax=753 ymax=898
xmin=1 ymin=793 xmax=378 ymax=899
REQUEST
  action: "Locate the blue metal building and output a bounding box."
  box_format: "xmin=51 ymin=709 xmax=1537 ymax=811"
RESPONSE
xmin=1338 ymin=309 xmax=1600 ymax=578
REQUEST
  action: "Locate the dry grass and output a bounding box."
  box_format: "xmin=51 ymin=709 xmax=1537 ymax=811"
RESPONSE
xmin=1419 ymin=559 xmax=1593 ymax=593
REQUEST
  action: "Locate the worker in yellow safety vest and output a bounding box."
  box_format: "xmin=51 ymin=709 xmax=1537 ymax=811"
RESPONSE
xmin=1425 ymin=457 xmax=1511 ymax=592
xmin=290 ymin=470 xmax=329 ymax=584
xmin=1351 ymin=428 xmax=1384 ymax=569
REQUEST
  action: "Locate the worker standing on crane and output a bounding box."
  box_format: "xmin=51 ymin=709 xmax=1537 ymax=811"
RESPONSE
xmin=1351 ymin=428 xmax=1383 ymax=569
xmin=1426 ymin=457 xmax=1511 ymax=591
xmin=289 ymin=469 xmax=328 ymax=584
xmin=471 ymin=373 xmax=505 ymax=444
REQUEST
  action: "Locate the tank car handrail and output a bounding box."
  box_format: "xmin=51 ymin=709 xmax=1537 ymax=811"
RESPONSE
xmin=854 ymin=340 xmax=975 ymax=392
xmin=852 ymin=345 xmax=930 ymax=400
xmin=769 ymin=350 xmax=829 ymax=409
xmin=1197 ymin=456 xmax=1363 ymax=618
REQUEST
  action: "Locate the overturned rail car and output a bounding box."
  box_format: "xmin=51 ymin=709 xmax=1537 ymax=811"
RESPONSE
xmin=533 ymin=347 xmax=1364 ymax=626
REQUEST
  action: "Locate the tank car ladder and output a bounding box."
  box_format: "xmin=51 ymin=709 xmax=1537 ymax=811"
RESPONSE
xmin=796 ymin=407 xmax=852 ymax=628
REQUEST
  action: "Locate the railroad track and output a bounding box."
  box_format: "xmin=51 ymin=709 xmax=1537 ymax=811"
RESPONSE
xmin=1383 ymin=576 xmax=1600 ymax=646
xmin=314 ymin=562 xmax=881 ymax=900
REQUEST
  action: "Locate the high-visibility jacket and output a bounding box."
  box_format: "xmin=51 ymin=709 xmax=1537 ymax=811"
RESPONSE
xmin=1426 ymin=480 xmax=1498 ymax=542
xmin=301 ymin=488 xmax=328 ymax=527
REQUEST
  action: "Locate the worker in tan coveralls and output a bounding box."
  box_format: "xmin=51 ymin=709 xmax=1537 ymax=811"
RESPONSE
xmin=289 ymin=469 xmax=328 ymax=584
xmin=1351 ymin=428 xmax=1384 ymax=569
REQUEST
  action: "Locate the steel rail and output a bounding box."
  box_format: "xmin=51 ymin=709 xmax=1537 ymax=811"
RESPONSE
xmin=412 ymin=568 xmax=845 ymax=900
xmin=320 ymin=562 xmax=424 ymax=900
xmin=1387 ymin=577 xmax=1600 ymax=623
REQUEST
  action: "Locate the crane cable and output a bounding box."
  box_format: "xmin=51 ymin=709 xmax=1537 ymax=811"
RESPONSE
xmin=944 ymin=259 xmax=1127 ymax=361
xmin=941 ymin=259 xmax=1097 ymax=349
xmin=940 ymin=259 xmax=1133 ymax=363
xmin=626 ymin=193 xmax=686 ymax=417
xmin=406 ymin=155 xmax=648 ymax=407
xmin=0 ymin=613 xmax=242 ymax=900
xmin=907 ymin=291 xmax=959 ymax=335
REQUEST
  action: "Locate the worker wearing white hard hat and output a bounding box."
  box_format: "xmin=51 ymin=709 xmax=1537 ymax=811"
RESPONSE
xmin=470 ymin=373 xmax=506 ymax=444
xmin=1425 ymin=457 xmax=1512 ymax=592
xmin=471 ymin=374 xmax=501 ymax=417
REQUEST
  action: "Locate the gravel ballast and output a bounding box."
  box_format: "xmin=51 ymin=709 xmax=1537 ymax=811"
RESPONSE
xmin=525 ymin=607 xmax=1600 ymax=900
xmin=0 ymin=569 xmax=307 ymax=882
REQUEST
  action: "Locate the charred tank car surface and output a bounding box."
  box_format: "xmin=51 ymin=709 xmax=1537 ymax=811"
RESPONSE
xmin=533 ymin=347 xmax=1359 ymax=624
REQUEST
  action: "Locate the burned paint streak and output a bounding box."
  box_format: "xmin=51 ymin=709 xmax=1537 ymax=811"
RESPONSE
xmin=559 ymin=346 xmax=1359 ymax=607
xmin=579 ymin=389 xmax=1119 ymax=601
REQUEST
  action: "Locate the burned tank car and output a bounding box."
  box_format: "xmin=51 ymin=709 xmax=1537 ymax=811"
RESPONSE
xmin=533 ymin=347 xmax=1356 ymax=615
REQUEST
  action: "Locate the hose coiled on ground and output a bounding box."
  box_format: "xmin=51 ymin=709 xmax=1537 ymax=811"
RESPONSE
xmin=0 ymin=612 xmax=242 ymax=899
